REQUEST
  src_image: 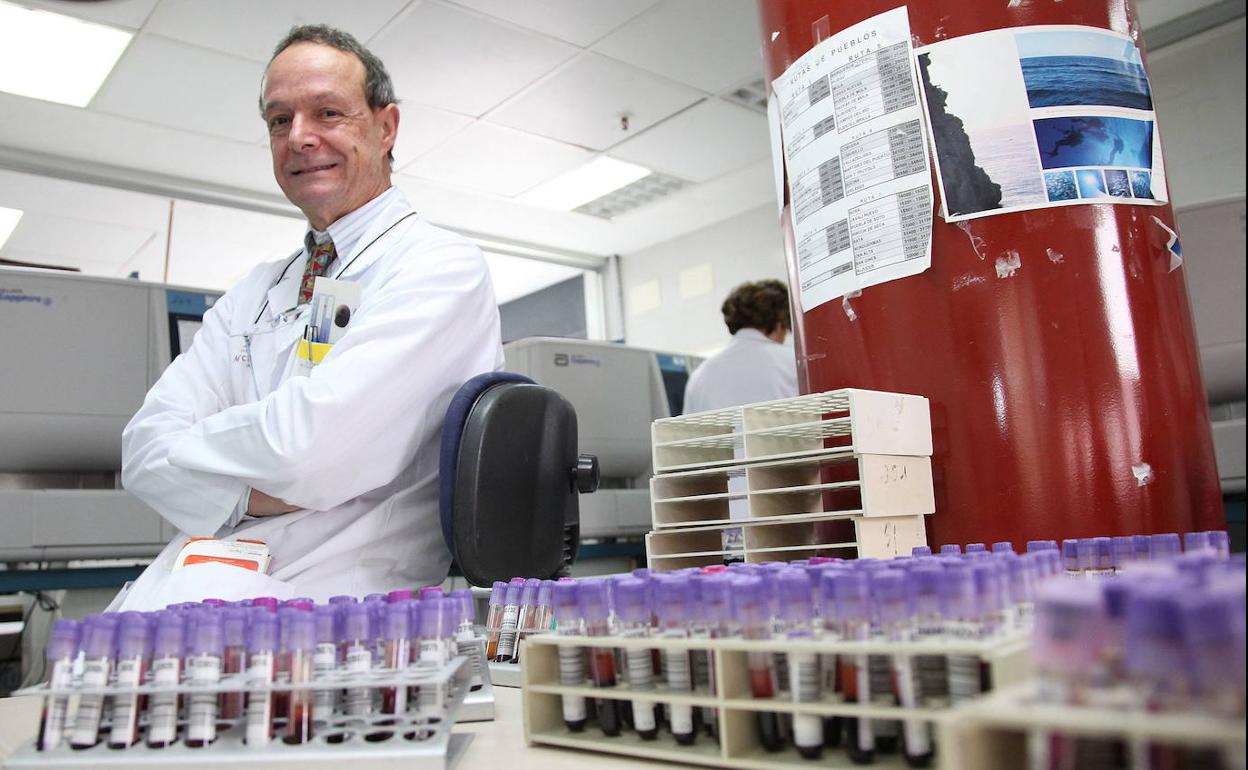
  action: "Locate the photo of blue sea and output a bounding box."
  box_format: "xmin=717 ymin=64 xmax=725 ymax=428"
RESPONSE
xmin=1076 ymin=169 xmax=1109 ymax=198
xmin=1105 ymin=169 xmax=1133 ymax=197
xmin=1131 ymin=171 xmax=1154 ymax=199
xmin=1045 ymin=171 xmax=1078 ymax=201
xmin=1033 ymin=115 xmax=1153 ymax=170
xmin=1017 ymin=29 xmax=1152 ymax=110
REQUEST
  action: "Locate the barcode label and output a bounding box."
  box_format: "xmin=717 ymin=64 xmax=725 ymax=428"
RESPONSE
xmin=496 ymin=605 xmax=520 ymax=659
xmin=146 ymin=657 xmax=180 ymax=745
xmin=108 ymin=659 xmax=143 ymax=745
xmin=70 ymin=659 xmax=110 ymax=745
xmin=788 ymin=652 xmax=820 ymax=703
xmin=556 ymin=645 xmax=587 ymax=722
xmin=40 ymin=660 xmax=74 ymax=750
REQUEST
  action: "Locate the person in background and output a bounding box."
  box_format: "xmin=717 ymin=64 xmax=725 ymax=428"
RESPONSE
xmin=118 ymin=24 xmax=502 ymax=607
xmin=683 ymin=279 xmax=798 ymax=414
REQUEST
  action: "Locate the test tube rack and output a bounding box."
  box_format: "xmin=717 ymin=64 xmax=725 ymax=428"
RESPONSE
xmin=521 ymin=631 xmax=1032 ymax=770
xmin=937 ymin=681 xmax=1247 ymax=770
xmin=7 ymin=655 xmax=474 ymax=769
xmin=647 ymin=389 xmax=934 ymax=570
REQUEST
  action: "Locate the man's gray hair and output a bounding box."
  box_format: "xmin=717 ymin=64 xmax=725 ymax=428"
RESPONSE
xmin=260 ymin=24 xmax=398 ymax=163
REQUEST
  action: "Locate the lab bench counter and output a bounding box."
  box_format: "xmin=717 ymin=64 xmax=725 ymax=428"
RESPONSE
xmin=0 ymin=688 xmax=650 ymax=770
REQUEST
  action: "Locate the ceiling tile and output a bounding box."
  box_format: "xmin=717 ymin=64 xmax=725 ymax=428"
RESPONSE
xmin=92 ymin=34 xmax=268 ymax=144
xmin=0 ymin=92 xmax=286 ymax=199
xmin=445 ymin=0 xmax=661 ymax=46
xmin=608 ymin=98 xmax=769 ymax=182
xmin=593 ymin=0 xmax=763 ymax=94
xmin=406 ymin=122 xmax=591 ymax=197
xmin=393 ymin=106 xmax=474 ymax=171
xmin=370 ymin=1 xmax=577 ymax=117
xmin=488 ymin=53 xmax=704 ymax=151
xmin=15 ymin=0 xmax=160 ymax=30
xmin=144 ymin=0 xmax=410 ymax=63
xmin=1 ymin=210 xmax=157 ymax=270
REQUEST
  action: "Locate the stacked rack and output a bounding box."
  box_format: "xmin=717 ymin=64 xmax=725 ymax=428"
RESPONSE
xmin=647 ymin=389 xmax=935 ymax=570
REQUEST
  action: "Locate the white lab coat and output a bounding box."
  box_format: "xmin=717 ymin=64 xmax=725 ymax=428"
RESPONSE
xmin=118 ymin=191 xmax=503 ymax=608
xmin=683 ymin=328 xmax=798 ymax=414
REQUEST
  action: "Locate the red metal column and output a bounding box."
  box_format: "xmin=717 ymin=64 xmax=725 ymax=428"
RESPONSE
xmin=760 ymin=0 xmax=1223 ymax=547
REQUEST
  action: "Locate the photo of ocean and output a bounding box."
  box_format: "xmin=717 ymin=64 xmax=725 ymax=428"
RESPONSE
xmin=1017 ymin=29 xmax=1152 ymax=111
xmin=1045 ymin=171 xmax=1078 ymax=201
xmin=1076 ymin=169 xmax=1109 ymax=198
xmin=1033 ymin=116 xmax=1153 ymax=171
xmin=1131 ymin=171 xmax=1154 ymax=199
xmin=968 ymin=124 xmax=1048 ymax=208
xmin=1105 ymin=169 xmax=1133 ymax=197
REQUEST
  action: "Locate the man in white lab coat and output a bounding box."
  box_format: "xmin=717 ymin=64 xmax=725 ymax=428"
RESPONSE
xmin=683 ymin=279 xmax=798 ymax=414
xmin=117 ymin=25 xmax=502 ymax=607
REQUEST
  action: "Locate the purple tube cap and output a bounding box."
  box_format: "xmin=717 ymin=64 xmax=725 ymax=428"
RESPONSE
xmin=251 ymin=596 xmax=279 ymax=612
xmin=1183 ymin=531 xmax=1211 ymax=553
xmin=991 ymin=542 xmax=1014 ymax=554
xmin=248 ymin=612 xmax=277 ymax=652
xmin=965 ymin=543 xmax=987 ymax=554
xmin=388 ymin=589 xmax=414 ymax=603
xmin=520 ymin=578 xmax=542 ymax=606
xmin=613 ymin=577 xmax=649 ymax=625
xmin=419 ymin=586 xmax=444 ymax=600
xmin=341 ymin=603 xmax=371 ymax=642
xmin=489 ymin=581 xmax=508 ymax=604
xmin=1149 ymin=533 xmax=1182 ymax=559
xmin=116 ymin=613 xmax=151 ymax=658
xmin=152 ymin=613 xmax=186 ymax=658
xmin=939 ymin=544 xmax=961 ymax=555
xmin=384 ymin=601 xmax=411 ymax=641
xmin=653 ymin=574 xmax=693 ymax=626
xmin=576 ymin=580 xmax=610 ymax=623
xmin=47 ymin=619 xmax=81 ymax=660
xmin=286 ymin=611 xmax=316 ymax=651
xmin=552 ymin=580 xmax=579 ymax=622
xmin=911 ymin=546 xmax=932 ymax=557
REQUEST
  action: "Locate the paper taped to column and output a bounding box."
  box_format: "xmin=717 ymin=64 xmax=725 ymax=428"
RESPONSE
xmin=914 ymin=25 xmax=1169 ymax=222
xmin=769 ymin=6 xmax=934 ymax=313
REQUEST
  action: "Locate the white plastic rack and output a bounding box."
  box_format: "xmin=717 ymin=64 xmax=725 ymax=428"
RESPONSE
xmin=7 ymin=655 xmax=473 ymax=769
xmin=647 ymin=389 xmax=935 ymax=569
xmin=939 ymin=682 xmax=1247 ymax=770
xmin=521 ymin=631 xmax=1032 ymax=770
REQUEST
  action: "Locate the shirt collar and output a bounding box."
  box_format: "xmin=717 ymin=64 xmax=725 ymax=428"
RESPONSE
xmin=733 ymin=328 xmax=776 ymax=343
xmin=303 ymin=186 xmax=403 ymax=266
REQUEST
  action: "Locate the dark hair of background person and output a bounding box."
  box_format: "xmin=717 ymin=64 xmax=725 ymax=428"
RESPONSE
xmin=721 ymin=279 xmax=792 ymax=335
xmin=260 ymin=24 xmax=398 ymax=165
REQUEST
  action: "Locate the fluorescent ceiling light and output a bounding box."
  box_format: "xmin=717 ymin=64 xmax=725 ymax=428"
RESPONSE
xmin=0 ymin=1 xmax=133 ymax=108
xmin=519 ymin=156 xmax=650 ymax=212
xmin=0 ymin=206 xmax=22 ymax=250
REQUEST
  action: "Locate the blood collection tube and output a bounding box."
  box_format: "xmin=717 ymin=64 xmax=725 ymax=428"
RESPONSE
xmin=70 ymin=615 xmax=117 ymax=748
xmin=777 ymin=569 xmax=822 ymax=759
xmin=382 ymin=602 xmax=411 ymax=716
xmin=108 ymin=613 xmax=150 ymax=748
xmin=312 ymin=606 xmax=339 ymax=720
xmin=1111 ymin=536 xmax=1135 ymax=573
xmin=37 ymin=619 xmax=80 ymax=751
xmin=185 ymin=611 xmax=223 ymax=747
xmin=908 ymin=565 xmax=949 ymax=712
xmin=484 ymin=581 xmax=507 ymax=660
xmin=1030 ymin=582 xmax=1106 ymax=770
xmin=691 ymin=572 xmax=730 ymax=738
xmin=146 ymin=613 xmax=184 ymax=748
xmin=832 ymin=571 xmax=875 ymax=764
xmin=1062 ymin=539 xmax=1080 ymax=576
xmin=245 ymin=612 xmax=278 ymax=747
xmin=450 ymin=589 xmax=484 ymax=690
xmin=220 ymin=608 xmax=246 ymax=721
xmin=875 ymin=570 xmax=932 ymax=768
xmin=367 ymin=595 xmax=387 ymax=660
xmin=510 ymin=578 xmax=543 ymax=663
xmin=536 ymin=580 xmax=555 ymax=632
xmin=1149 ymin=533 xmax=1182 ymax=561
xmin=1087 ymin=538 xmax=1114 ymax=577
xmin=493 ymin=579 xmax=525 ymax=663
xmin=415 ymin=597 xmax=454 ymax=717
xmin=614 ymin=577 xmax=658 ymax=740
xmin=341 ymin=603 xmax=374 ymax=717
xmin=1207 ymin=530 xmax=1230 ymax=560
xmin=817 ymin=567 xmax=848 ymax=749
xmin=943 ymin=562 xmax=983 ymax=706
xmin=579 ymin=580 xmax=624 ymax=737
xmin=732 ymin=576 xmax=784 ymax=752
xmin=551 ymin=581 xmax=588 ymax=731
xmin=655 ymin=575 xmax=699 ymax=745
xmin=1183 ymin=589 xmax=1246 ymax=718
xmin=1131 ymin=535 xmax=1151 ymax=563
xmin=286 ymin=610 xmax=315 ymax=743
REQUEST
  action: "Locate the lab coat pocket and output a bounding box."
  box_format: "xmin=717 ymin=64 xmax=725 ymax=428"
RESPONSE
xmin=116 ymin=560 xmax=296 ymax=611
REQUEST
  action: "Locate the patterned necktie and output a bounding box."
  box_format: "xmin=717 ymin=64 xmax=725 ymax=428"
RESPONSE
xmin=298 ymin=235 xmax=336 ymax=305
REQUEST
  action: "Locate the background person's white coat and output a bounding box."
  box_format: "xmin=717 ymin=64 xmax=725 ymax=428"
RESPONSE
xmin=120 ymin=191 xmax=503 ymax=606
xmin=683 ymin=328 xmax=798 ymax=414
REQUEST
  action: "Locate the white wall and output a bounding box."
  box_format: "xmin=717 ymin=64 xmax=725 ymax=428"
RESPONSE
xmin=1149 ymin=19 xmax=1246 ymax=207
xmin=620 ymin=203 xmax=786 ymax=355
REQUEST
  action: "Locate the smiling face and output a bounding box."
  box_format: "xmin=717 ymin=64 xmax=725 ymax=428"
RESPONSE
xmin=262 ymin=42 xmax=398 ymax=230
